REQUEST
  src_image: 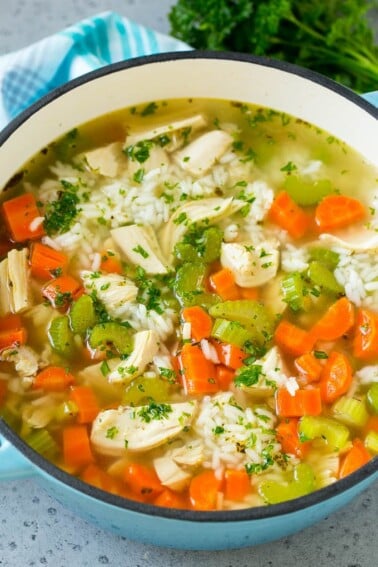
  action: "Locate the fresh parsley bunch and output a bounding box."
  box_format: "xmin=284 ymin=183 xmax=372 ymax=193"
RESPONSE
xmin=169 ymin=0 xmax=378 ymax=92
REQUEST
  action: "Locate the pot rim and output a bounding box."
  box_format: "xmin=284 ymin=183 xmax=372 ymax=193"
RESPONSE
xmin=0 ymin=50 xmax=377 ymax=523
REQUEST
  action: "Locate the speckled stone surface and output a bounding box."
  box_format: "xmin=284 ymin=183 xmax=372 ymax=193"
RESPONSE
xmin=0 ymin=2 xmax=377 ymax=566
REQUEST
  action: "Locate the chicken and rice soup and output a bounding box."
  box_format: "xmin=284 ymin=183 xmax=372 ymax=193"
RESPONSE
xmin=0 ymin=98 xmax=377 ymax=510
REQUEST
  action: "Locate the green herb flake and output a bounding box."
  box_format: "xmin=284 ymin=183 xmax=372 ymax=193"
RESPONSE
xmin=43 ymin=180 xmax=81 ymax=236
xmin=280 ymin=161 xmax=297 ymax=173
xmin=100 ymin=360 xmax=110 ymax=377
xmin=314 ymin=350 xmax=328 ymax=359
xmin=132 ymin=245 xmax=149 ymax=259
xmin=133 ymin=168 xmax=145 ymax=184
xmin=106 ymin=426 xmax=119 ymax=439
xmin=141 ymin=102 xmax=158 ymax=116
xmin=137 ymin=401 xmax=173 ymax=423
xmin=213 ymin=425 xmax=225 ymax=435
xmin=234 ymin=365 xmax=263 ymax=388
xmin=173 ymin=212 xmax=188 ymax=225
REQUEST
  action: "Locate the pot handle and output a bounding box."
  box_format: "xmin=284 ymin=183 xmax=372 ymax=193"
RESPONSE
xmin=362 ymin=91 xmax=378 ymax=107
xmin=0 ymin=435 xmax=36 ymax=480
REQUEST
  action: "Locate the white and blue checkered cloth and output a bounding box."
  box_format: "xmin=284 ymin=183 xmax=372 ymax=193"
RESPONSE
xmin=0 ymin=11 xmax=189 ymax=129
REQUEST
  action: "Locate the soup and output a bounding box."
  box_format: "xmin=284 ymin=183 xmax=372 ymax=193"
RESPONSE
xmin=0 ymin=98 xmax=377 ymax=511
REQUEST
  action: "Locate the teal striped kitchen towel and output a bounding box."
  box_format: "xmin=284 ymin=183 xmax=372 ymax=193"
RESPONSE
xmin=0 ymin=11 xmax=190 ymax=129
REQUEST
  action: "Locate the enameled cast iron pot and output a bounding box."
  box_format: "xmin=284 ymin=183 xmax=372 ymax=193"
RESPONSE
xmin=0 ymin=52 xmax=377 ymax=550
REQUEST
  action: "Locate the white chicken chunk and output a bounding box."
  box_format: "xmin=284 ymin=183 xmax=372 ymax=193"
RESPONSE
xmin=84 ymin=142 xmax=123 ymax=178
xmin=81 ymin=271 xmax=138 ymax=320
xmin=0 ymin=248 xmax=32 ymax=315
xmin=108 ymin=330 xmax=160 ymax=384
xmin=111 ymin=224 xmax=168 ymax=274
xmin=161 ymin=197 xmax=244 ymax=263
xmin=125 ymin=113 xmax=207 ymax=149
xmin=221 ymin=241 xmax=279 ymax=287
xmin=127 ymin=145 xmax=169 ymax=177
xmin=173 ymin=130 xmax=233 ymax=176
xmin=91 ymin=401 xmax=197 ymax=456
xmin=1 ymin=346 xmax=39 ymax=378
xmin=153 ymin=456 xmax=192 ymax=491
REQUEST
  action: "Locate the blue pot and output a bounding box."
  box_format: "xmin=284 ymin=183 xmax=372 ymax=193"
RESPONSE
xmin=0 ymin=53 xmax=377 ymax=550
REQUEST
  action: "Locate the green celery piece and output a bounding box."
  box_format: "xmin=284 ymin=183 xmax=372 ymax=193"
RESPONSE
xmin=367 ymin=383 xmax=378 ymax=414
xmin=55 ymin=400 xmax=78 ymax=423
xmin=211 ymin=318 xmax=253 ymax=348
xmin=209 ymin=300 xmax=275 ymax=345
xmin=309 ymin=248 xmax=340 ymax=270
xmin=48 ymin=316 xmax=75 ymax=358
xmin=283 ymin=176 xmax=333 ymax=206
xmin=332 ymin=396 xmax=369 ymax=428
xmin=202 ymin=226 xmax=223 ymax=263
xmin=89 ymin=322 xmax=133 ymax=355
xmin=364 ymin=431 xmax=378 ymax=455
xmin=122 ymin=376 xmax=172 ymax=406
xmin=174 ymin=262 xmax=207 ymax=306
xmin=307 ymin=261 xmax=344 ymax=295
xmin=258 ymin=463 xmax=315 ymax=504
xmin=299 ymin=415 xmax=350 ymax=450
xmin=281 ymin=272 xmax=309 ymax=312
xmin=174 ymin=242 xmax=198 ymax=263
xmin=69 ymin=294 xmax=97 ymax=336
xmin=25 ymin=429 xmax=59 ymax=459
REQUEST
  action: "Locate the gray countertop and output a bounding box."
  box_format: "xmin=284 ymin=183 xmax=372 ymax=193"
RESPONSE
xmin=0 ymin=1 xmax=377 ymax=566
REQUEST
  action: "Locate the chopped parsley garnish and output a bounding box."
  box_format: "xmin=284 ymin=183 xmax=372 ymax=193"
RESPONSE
xmin=137 ymin=401 xmax=173 ymax=423
xmin=49 ymin=267 xmax=63 ymax=278
xmin=314 ymin=350 xmax=329 ymax=359
xmin=100 ymin=360 xmax=110 ymax=377
xmin=125 ymin=140 xmax=154 ymax=163
xmin=43 ymin=180 xmax=81 ymax=235
xmin=213 ymin=425 xmax=225 ymax=435
xmin=133 ymin=168 xmax=145 ymax=183
xmin=132 ymin=245 xmax=149 ymax=259
xmin=181 ymin=126 xmax=192 ymax=145
xmin=280 ymin=161 xmax=298 ymax=173
xmin=173 ymin=212 xmax=188 ymax=225
xmin=157 ymin=134 xmax=171 ymax=147
xmin=134 ymin=267 xmax=164 ymax=314
xmin=54 ymin=290 xmax=73 ymax=308
xmin=140 ymin=102 xmax=158 ymax=116
xmin=234 ymin=364 xmax=263 ymax=388
xmin=106 ymin=426 xmax=119 ymax=439
xmin=159 ymin=367 xmax=176 ymax=382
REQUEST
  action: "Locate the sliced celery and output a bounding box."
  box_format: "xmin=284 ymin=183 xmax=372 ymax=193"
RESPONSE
xmin=367 ymin=383 xmax=378 ymax=414
xmin=364 ymin=431 xmax=378 ymax=454
xmin=202 ymin=226 xmax=223 ymax=263
xmin=122 ymin=376 xmax=172 ymax=406
xmin=25 ymin=429 xmax=59 ymax=459
xmin=174 ymin=242 xmax=198 ymax=263
xmin=307 ymin=261 xmax=344 ymax=295
xmin=283 ymin=175 xmax=333 ymax=206
xmin=69 ymin=294 xmax=97 ymax=336
xmin=48 ymin=316 xmax=75 ymax=358
xmin=258 ymin=463 xmax=315 ymax=504
xmin=209 ymin=300 xmax=275 ymax=345
xmin=281 ymin=272 xmax=308 ymax=312
xmin=55 ymin=400 xmax=78 ymax=423
xmin=174 ymin=262 xmax=207 ymax=306
xmin=89 ymin=322 xmax=133 ymax=355
xmin=309 ymin=247 xmax=340 ymax=270
xmin=299 ymin=415 xmax=350 ymax=450
xmin=211 ymin=318 xmax=253 ymax=348
xmin=331 ymin=396 xmax=369 ymax=428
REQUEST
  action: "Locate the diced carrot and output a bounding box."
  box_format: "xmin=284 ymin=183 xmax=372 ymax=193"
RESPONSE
xmin=81 ymin=463 xmax=122 ymax=495
xmin=189 ymin=470 xmax=223 ymax=510
xmin=124 ymin=463 xmax=164 ymax=501
xmin=315 ymin=195 xmax=366 ymax=232
xmin=339 ymin=438 xmax=371 ymax=479
xmin=276 ymin=418 xmax=311 ymax=457
xmin=319 ymin=351 xmax=353 ymax=404
xmin=63 ymin=425 xmax=94 ymax=469
xmin=216 ymin=364 xmax=236 ymax=390
xmin=239 ymin=286 xmax=260 ymax=300
xmin=312 ymin=298 xmax=355 ymax=342
xmin=2 ymin=193 xmax=45 ymax=242
xmin=33 ymin=366 xmax=75 ymax=392
xmin=275 ymin=387 xmax=322 ymax=417
xmin=268 ymin=191 xmax=311 ymax=239
xmin=70 ymin=386 xmax=100 ymax=424
xmin=294 ymin=352 xmax=323 ymax=384
xmin=153 ymin=488 xmax=188 ymax=509
xmin=179 ymin=343 xmax=218 ymax=395
xmin=181 ymin=305 xmax=213 ymax=342
xmin=213 ymin=340 xmax=246 ymax=369
xmin=0 ymin=380 xmax=8 ymax=407
xmin=353 ymin=308 xmax=378 ymax=360
xmin=42 ymin=275 xmax=83 ymax=308
xmin=363 ymin=415 xmax=378 ymax=437
xmin=100 ymin=251 xmax=123 ymax=274
xmin=30 ymin=242 xmax=68 ymax=280
xmin=209 ymin=268 xmax=241 ymax=300
xmin=274 ymin=320 xmax=316 ymax=357
xmin=224 ymin=469 xmax=251 ymax=501
xmin=0 ymin=313 xmax=27 ymax=351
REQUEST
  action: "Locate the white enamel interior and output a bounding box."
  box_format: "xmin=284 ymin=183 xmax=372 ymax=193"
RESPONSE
xmin=0 ymin=57 xmax=377 ymax=190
